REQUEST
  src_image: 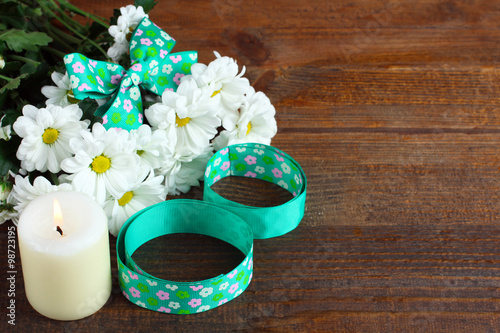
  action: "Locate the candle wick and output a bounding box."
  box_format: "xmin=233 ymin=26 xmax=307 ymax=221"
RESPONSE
xmin=56 ymin=225 xmax=63 ymax=236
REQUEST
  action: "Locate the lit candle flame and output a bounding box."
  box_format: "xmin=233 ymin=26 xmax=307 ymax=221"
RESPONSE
xmin=53 ymin=199 xmax=64 ymax=236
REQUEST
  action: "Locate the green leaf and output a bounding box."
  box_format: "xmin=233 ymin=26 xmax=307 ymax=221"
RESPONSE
xmin=19 ymin=62 xmax=38 ymax=75
xmin=0 ymin=135 xmax=20 ymax=177
xmin=0 ymin=30 xmax=52 ymax=52
xmin=109 ymin=9 xmax=121 ymax=26
xmin=78 ymin=98 xmax=101 ymax=124
xmin=0 ymin=23 xmax=6 ymax=30
xmin=1 ymin=61 xmax=22 ymax=74
xmin=0 ymin=2 xmax=25 ymax=30
xmin=134 ymin=0 xmax=158 ymax=13
xmin=1 ymin=109 xmax=20 ymax=127
xmin=0 ymin=73 xmax=27 ymax=93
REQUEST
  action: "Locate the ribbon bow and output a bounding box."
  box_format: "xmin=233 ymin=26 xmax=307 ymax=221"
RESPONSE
xmin=64 ymin=17 xmax=198 ymax=130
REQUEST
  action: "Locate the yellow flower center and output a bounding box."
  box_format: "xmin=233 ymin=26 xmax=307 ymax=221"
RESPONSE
xmin=118 ymin=191 xmax=134 ymax=206
xmin=66 ymin=90 xmax=80 ymax=104
xmin=211 ymin=89 xmax=221 ymax=97
xmin=175 ymin=114 xmax=191 ymax=127
xmin=246 ymin=122 xmax=252 ymax=136
xmin=42 ymin=128 xmax=59 ymax=145
xmin=125 ymin=27 xmax=134 ymax=42
xmin=91 ymin=155 xmax=111 ymax=174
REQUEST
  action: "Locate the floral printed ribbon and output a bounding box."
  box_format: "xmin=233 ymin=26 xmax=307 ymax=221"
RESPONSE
xmin=204 ymin=143 xmax=307 ymax=239
xmin=117 ymin=143 xmax=306 ymax=314
xmin=117 ymin=200 xmax=253 ymax=314
xmin=64 ymin=17 xmax=198 ymax=130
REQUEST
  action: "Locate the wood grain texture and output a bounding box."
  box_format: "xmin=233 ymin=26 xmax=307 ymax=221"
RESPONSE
xmin=2 ymin=0 xmax=500 ymax=331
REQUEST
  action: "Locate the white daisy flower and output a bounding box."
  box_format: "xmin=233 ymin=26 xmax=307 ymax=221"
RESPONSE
xmin=13 ymin=104 xmax=90 ymax=173
xmin=104 ymin=167 xmax=165 ymax=236
xmin=130 ymin=125 xmax=175 ymax=169
xmin=159 ymin=145 xmax=214 ymax=195
xmin=107 ymin=5 xmax=148 ymax=62
xmin=214 ymin=86 xmax=277 ymax=151
xmin=60 ymin=123 xmax=139 ymax=205
xmin=9 ymin=175 xmax=73 ymax=226
xmin=0 ymin=54 xmax=4 ymax=69
xmin=145 ymin=77 xmax=221 ymax=156
xmin=190 ymin=51 xmax=250 ymax=119
xmin=119 ymin=5 xmax=148 ymax=25
xmin=41 ymin=72 xmax=79 ymax=107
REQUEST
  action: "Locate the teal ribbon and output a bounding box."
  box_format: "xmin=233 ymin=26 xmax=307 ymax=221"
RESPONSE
xmin=117 ymin=200 xmax=253 ymax=315
xmin=204 ymin=143 xmax=307 ymax=239
xmin=117 ymin=143 xmax=307 ymax=314
xmin=64 ymin=17 xmax=198 ymax=130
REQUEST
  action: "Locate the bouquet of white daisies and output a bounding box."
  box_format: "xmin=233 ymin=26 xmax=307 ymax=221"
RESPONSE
xmin=0 ymin=1 xmax=277 ymax=235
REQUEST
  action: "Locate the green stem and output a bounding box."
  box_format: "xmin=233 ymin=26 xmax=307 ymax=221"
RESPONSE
xmin=8 ymin=55 xmax=40 ymax=66
xmin=49 ymin=172 xmax=60 ymax=186
xmin=0 ymin=74 xmax=12 ymax=82
xmin=41 ymin=46 xmax=66 ymax=58
xmin=37 ymin=0 xmax=108 ymax=58
xmin=44 ymin=0 xmax=86 ymax=33
xmin=48 ymin=24 xmax=82 ymax=45
xmin=45 ymin=28 xmax=74 ymax=51
xmin=57 ymin=0 xmax=110 ymax=29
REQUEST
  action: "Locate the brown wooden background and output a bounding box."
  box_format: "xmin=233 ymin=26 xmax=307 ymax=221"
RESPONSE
xmin=2 ymin=0 xmax=500 ymax=331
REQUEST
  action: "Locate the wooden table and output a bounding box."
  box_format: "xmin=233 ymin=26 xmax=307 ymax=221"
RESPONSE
xmin=2 ymin=0 xmax=500 ymax=331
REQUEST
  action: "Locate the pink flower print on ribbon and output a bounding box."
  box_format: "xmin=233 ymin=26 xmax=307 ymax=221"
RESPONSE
xmin=169 ymin=55 xmax=182 ymax=63
xmin=221 ymin=161 xmax=230 ymax=171
xmin=228 ymin=269 xmax=238 ymax=279
xmin=88 ymin=59 xmax=97 ymax=68
xmin=248 ymin=258 xmax=253 ymax=270
xmin=160 ymin=49 xmax=169 ymax=59
xmin=78 ymin=83 xmax=91 ymax=91
xmin=244 ymin=155 xmax=257 ymax=165
xmin=173 ymin=73 xmax=184 ymax=85
xmin=274 ymin=153 xmax=285 ymax=162
xmin=135 ymin=28 xmax=143 ymax=36
xmin=131 ymin=63 xmax=142 ymax=72
xmin=156 ymin=290 xmax=170 ymax=300
xmin=134 ymin=266 xmax=142 ymax=275
xmin=213 ymin=175 xmax=221 ymax=182
xmin=244 ymin=171 xmax=257 ymax=178
xmin=129 ymin=287 xmax=141 ymax=298
xmin=123 ymin=99 xmax=133 ymax=113
xmin=72 ymin=61 xmax=85 ymax=73
xmin=122 ymin=290 xmax=130 ymax=300
xmin=102 ymin=115 xmax=108 ymax=125
xmin=140 ymin=38 xmax=153 ymax=46
xmin=220 ymin=147 xmax=229 ymax=155
xmin=96 ymin=76 xmax=104 ymax=86
xmin=272 ymin=167 xmax=283 ymax=178
xmin=128 ymin=271 xmax=139 ymax=280
xmin=111 ymin=74 xmax=123 ymax=85
xmin=188 ymin=298 xmax=202 ymax=308
xmin=120 ymin=84 xmax=130 ymax=94
xmin=218 ymin=299 xmax=228 ymax=306
xmin=158 ymin=306 xmax=171 ymax=313
xmin=190 ymin=285 xmax=203 ymax=291
xmin=138 ymin=113 xmax=143 ymax=124
xmin=228 ymin=283 xmax=239 ymax=294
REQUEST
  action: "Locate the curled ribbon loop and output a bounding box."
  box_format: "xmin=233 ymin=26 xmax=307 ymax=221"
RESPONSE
xmin=64 ymin=17 xmax=198 ymax=130
xmin=117 ymin=143 xmax=307 ymax=314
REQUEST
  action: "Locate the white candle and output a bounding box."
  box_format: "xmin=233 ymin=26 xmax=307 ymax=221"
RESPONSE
xmin=18 ymin=191 xmax=111 ymax=321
